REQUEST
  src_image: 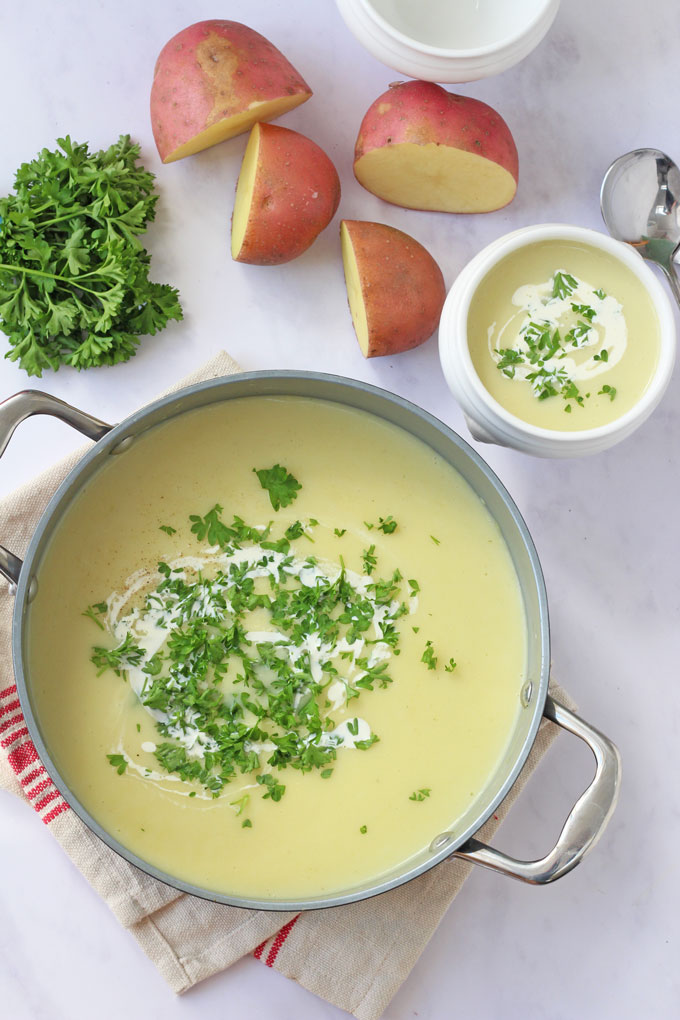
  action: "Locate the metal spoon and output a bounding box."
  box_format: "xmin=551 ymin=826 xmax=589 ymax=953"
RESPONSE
xmin=600 ymin=148 xmax=680 ymax=308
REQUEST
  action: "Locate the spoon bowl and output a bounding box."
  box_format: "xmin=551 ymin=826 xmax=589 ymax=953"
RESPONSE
xmin=600 ymin=148 xmax=680 ymax=308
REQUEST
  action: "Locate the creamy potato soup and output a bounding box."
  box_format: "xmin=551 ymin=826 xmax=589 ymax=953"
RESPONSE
xmin=467 ymin=241 xmax=661 ymax=431
xmin=28 ymin=396 xmax=526 ymax=900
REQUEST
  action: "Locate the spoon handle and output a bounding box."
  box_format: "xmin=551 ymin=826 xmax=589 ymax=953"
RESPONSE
xmin=664 ymin=260 xmax=680 ymax=310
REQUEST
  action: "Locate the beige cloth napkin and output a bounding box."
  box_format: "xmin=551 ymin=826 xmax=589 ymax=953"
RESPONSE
xmin=0 ymin=352 xmax=574 ymax=1019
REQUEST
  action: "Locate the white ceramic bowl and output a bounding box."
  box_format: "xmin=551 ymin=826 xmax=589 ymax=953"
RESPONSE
xmin=438 ymin=224 xmax=677 ymax=457
xmin=335 ymin=0 xmax=561 ymax=83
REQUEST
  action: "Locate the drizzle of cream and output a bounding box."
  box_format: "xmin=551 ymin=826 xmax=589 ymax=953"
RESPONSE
xmin=489 ymin=273 xmax=627 ymax=384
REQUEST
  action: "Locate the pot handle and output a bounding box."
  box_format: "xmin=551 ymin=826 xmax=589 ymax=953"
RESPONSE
xmin=0 ymin=390 xmax=113 ymax=589
xmin=446 ymin=695 xmax=621 ymax=884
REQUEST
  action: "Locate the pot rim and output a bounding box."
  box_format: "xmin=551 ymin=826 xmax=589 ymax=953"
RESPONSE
xmin=11 ymin=370 xmax=550 ymax=910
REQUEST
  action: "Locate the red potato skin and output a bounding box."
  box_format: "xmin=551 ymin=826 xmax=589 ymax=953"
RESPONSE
xmin=354 ymin=80 xmax=518 ymax=186
xmin=234 ymin=123 xmax=341 ymax=266
xmin=150 ymin=20 xmax=312 ymax=163
xmin=343 ymin=220 xmax=447 ymax=356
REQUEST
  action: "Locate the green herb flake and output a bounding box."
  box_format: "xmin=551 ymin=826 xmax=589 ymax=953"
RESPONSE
xmin=253 ymin=464 xmax=301 ymax=511
xmin=106 ymin=754 xmax=128 ymax=775
xmin=83 ymin=601 xmax=108 ymax=630
xmin=409 ymin=788 xmax=431 ymax=802
xmin=320 ymin=768 xmax=333 ymax=779
xmin=256 ymin=773 xmax=286 ymax=802
xmin=362 ymin=544 xmax=378 ymax=575
xmin=444 ymin=657 xmax=457 ymax=673
xmin=430 ymin=535 xmax=440 ymax=546
xmin=242 ymin=819 xmax=253 ymax=828
xmin=230 ymin=794 xmax=250 ymax=816
xmin=377 ymin=515 xmax=398 ymax=534
xmin=421 ymin=640 xmax=437 ymax=670
xmin=284 ymin=520 xmax=305 ymax=541
xmin=551 ymin=271 xmax=578 ymax=300
xmin=360 ymin=825 xmax=368 ymax=834
xmin=159 ymin=524 xmax=177 ymax=536
xmin=598 ymin=384 xmax=617 ymax=401
xmin=594 ymin=288 xmax=606 ymax=300
xmin=334 ymin=528 xmax=346 ymax=538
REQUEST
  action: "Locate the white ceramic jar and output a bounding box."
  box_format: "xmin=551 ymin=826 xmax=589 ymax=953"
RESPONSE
xmin=438 ymin=224 xmax=676 ymax=457
xmin=335 ymin=0 xmax=561 ymax=82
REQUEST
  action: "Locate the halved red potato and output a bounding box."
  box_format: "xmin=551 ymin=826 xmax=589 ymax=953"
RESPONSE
xmin=150 ymin=20 xmax=312 ymax=163
xmin=341 ymin=220 xmax=446 ymax=357
xmin=231 ymin=123 xmax=341 ymax=265
xmin=353 ymin=81 xmax=518 ymax=213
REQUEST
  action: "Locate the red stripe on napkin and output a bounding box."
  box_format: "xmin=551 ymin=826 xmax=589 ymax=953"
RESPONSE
xmin=265 ymin=914 xmax=300 ymax=967
xmin=1 ymin=686 xmax=70 ymax=825
xmin=253 ymin=913 xmax=301 ymax=965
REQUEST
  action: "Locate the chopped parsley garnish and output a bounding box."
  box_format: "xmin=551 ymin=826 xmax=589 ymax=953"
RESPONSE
xmin=284 ymin=520 xmax=305 ymax=541
xmin=334 ymin=528 xmax=346 ymax=538
xmin=492 ymin=272 xmax=620 ymax=410
xmin=370 ymin=515 xmax=398 ymax=534
xmin=253 ymin=464 xmax=301 ymax=511
xmin=408 ymin=579 xmax=420 ymax=595
xmin=362 ymin=544 xmax=377 ymax=575
xmin=360 ymin=825 xmax=368 ymax=834
xmin=91 ymin=634 xmax=143 ymax=676
xmin=430 ymin=535 xmax=440 ymax=546
xmin=444 ymin=658 xmax=457 ymax=673
xmin=87 ymin=495 xmax=414 ymax=806
xmin=551 ymin=271 xmax=578 ymax=299
xmin=230 ymin=794 xmax=249 ymax=816
xmin=159 ymin=524 xmax=177 ymax=536
xmin=107 ymin=754 xmax=128 ymax=775
xmin=598 ymin=384 xmax=617 ymax=401
xmin=409 ymin=788 xmax=431 ymax=802
xmin=242 ymin=819 xmax=253 ymax=829
xmin=83 ymin=601 xmax=108 ymax=630
xmin=257 ymin=773 xmax=286 ymax=802
xmin=421 ymin=641 xmax=437 ymax=670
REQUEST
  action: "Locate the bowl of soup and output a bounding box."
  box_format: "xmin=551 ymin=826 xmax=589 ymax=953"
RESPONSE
xmin=334 ymin=0 xmax=561 ymax=82
xmin=439 ymin=224 xmax=676 ymax=456
xmin=1 ymin=372 xmax=619 ymax=907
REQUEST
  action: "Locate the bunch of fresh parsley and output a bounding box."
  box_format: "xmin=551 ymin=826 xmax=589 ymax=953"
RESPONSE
xmin=0 ymin=134 xmax=182 ymax=376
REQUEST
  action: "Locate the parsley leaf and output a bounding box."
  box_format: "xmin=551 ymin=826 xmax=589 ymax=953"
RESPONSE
xmin=253 ymin=465 xmax=301 ymax=511
xmin=409 ymin=788 xmax=431 ymax=802
xmin=106 ymin=754 xmax=128 ymax=775
xmin=0 ymin=135 xmax=182 ymax=376
xmin=421 ymin=641 xmax=437 ymax=670
xmin=551 ymin=271 xmax=578 ymax=299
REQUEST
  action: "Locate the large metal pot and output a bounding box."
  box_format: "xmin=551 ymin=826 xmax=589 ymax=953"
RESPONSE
xmin=0 ymin=372 xmax=620 ymax=909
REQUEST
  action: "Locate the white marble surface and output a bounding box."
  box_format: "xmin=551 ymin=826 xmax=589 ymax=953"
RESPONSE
xmin=1 ymin=1 xmax=678 ymax=1017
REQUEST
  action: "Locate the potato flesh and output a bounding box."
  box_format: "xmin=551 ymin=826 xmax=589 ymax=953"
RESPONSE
xmin=164 ymin=94 xmax=308 ymax=163
xmin=340 ymin=224 xmax=370 ymax=356
xmin=231 ymin=127 xmax=261 ymax=259
xmin=354 ymin=142 xmax=517 ymax=213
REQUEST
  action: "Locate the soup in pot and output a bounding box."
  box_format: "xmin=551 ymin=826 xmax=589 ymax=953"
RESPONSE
xmin=28 ymin=395 xmax=527 ymax=900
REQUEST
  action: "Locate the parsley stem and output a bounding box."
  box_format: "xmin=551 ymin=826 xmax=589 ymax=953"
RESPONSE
xmin=0 ymin=263 xmax=113 ymax=299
